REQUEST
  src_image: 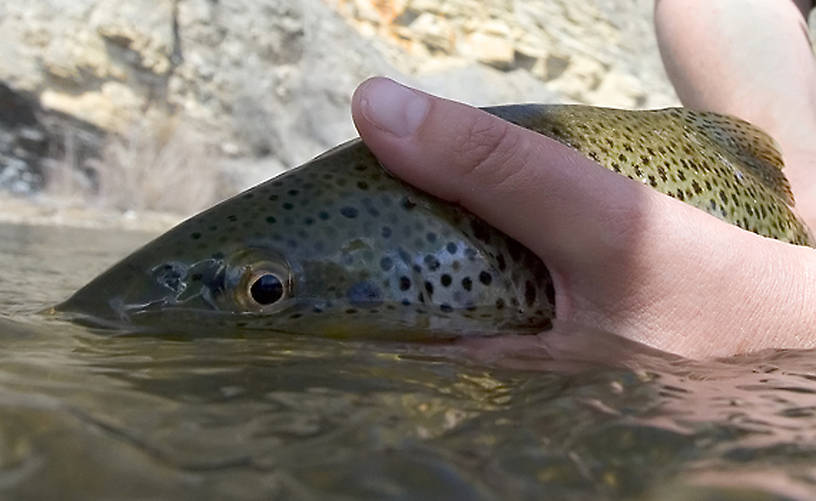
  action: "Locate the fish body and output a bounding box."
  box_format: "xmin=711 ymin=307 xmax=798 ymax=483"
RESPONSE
xmin=57 ymin=105 xmax=813 ymax=338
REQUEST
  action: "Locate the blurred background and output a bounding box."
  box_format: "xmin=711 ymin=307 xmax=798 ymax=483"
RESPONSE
xmin=0 ymin=0 xmax=807 ymax=230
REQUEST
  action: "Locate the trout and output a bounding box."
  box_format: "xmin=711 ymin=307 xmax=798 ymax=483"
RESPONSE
xmin=57 ymin=105 xmax=814 ymax=338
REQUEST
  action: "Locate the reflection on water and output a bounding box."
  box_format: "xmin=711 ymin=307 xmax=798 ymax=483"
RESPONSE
xmin=1 ymin=222 xmax=816 ymax=499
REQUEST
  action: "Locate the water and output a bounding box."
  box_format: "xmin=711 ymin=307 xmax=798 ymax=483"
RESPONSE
xmin=1 ymin=222 xmax=816 ymax=500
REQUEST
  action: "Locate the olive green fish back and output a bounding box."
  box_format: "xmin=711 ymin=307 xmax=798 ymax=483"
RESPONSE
xmin=485 ymin=105 xmax=813 ymax=246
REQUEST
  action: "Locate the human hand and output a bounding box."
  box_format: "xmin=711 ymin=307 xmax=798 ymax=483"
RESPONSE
xmin=351 ymin=77 xmax=816 ymax=359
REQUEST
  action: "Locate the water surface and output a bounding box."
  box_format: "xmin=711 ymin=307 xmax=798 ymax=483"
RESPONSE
xmin=2 ymin=222 xmax=816 ymax=500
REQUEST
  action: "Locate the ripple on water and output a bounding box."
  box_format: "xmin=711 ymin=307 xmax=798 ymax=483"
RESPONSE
xmin=1 ymin=223 xmax=816 ymax=499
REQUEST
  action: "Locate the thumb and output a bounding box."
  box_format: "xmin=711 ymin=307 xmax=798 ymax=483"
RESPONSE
xmin=350 ymin=77 xmax=662 ymax=269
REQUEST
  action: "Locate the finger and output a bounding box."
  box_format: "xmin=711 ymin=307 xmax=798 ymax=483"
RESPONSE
xmin=350 ymin=77 xmax=668 ymax=268
xmin=350 ymin=77 xmax=816 ymax=358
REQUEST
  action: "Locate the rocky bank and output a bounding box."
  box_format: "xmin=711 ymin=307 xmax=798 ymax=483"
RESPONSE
xmin=0 ymin=0 xmax=687 ymax=229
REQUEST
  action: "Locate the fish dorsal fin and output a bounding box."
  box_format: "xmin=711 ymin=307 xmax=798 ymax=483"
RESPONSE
xmin=682 ymin=110 xmax=794 ymax=205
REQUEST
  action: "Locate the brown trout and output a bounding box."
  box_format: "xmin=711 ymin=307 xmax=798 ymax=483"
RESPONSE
xmin=56 ymin=105 xmax=814 ymax=338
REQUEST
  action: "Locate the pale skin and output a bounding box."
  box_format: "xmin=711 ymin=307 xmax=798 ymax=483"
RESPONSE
xmin=349 ymin=1 xmax=816 ymax=359
xmin=655 ymin=0 xmax=816 ymax=230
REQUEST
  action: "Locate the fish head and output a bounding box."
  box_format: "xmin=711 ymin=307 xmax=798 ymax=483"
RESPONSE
xmin=58 ymin=236 xmax=376 ymax=336
xmin=57 ymin=139 xmax=554 ymax=339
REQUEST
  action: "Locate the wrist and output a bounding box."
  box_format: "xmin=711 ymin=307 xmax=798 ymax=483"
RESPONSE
xmin=710 ymin=237 xmax=816 ymax=357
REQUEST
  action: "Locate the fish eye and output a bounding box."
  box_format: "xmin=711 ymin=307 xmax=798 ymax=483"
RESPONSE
xmin=249 ymin=273 xmax=284 ymax=305
xmin=221 ymin=250 xmax=292 ymax=312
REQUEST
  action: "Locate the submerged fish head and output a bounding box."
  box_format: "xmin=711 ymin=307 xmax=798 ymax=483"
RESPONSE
xmin=58 ymin=139 xmax=554 ymax=338
xmin=59 ymin=236 xmax=376 ymax=336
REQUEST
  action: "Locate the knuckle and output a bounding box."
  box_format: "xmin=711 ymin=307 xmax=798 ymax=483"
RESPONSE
xmin=452 ymin=114 xmax=532 ymax=189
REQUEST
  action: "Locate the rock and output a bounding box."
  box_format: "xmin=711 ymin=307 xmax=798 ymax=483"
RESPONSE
xmin=405 ymin=12 xmax=455 ymax=53
xmin=462 ymin=32 xmax=515 ymax=69
xmin=0 ymin=82 xmax=105 ymax=196
xmin=0 ymin=0 xmax=696 ymax=218
xmin=417 ymin=65 xmax=561 ymax=106
xmin=40 ymin=83 xmax=144 ymax=131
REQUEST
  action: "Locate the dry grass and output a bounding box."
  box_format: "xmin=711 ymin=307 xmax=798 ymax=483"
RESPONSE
xmin=43 ymin=130 xmax=96 ymax=203
xmin=91 ymin=117 xmax=222 ymax=214
xmin=45 ymin=115 xmax=225 ymax=215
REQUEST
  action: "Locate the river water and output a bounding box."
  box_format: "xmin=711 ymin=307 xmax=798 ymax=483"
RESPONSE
xmin=1 ymin=222 xmax=816 ymax=499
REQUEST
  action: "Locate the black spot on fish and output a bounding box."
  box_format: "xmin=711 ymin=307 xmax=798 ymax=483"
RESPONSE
xmin=462 ymin=277 xmax=472 ymax=291
xmin=319 ymin=211 xmax=330 ymax=220
xmin=495 ymin=298 xmax=505 ymax=309
xmin=525 ymin=280 xmax=536 ymax=307
xmin=357 ymin=181 xmax=369 ymax=190
xmin=227 ymin=215 xmax=238 ymax=222
xmin=399 ymin=276 xmax=411 ymax=291
xmin=382 ymin=226 xmax=392 ymax=238
xmin=265 ymin=216 xmax=277 ymax=224
xmin=440 ymin=304 xmax=453 ymax=313
xmin=288 ymin=189 xmax=299 ymax=196
xmin=446 ymin=242 xmax=457 ymax=254
xmin=340 ymin=207 xmax=358 ymax=218
xmin=497 ymin=254 xmax=506 ymax=271
xmin=424 ymin=281 xmax=434 ymax=296
xmin=426 ymin=232 xmax=437 ymax=243
xmin=424 ymin=255 xmax=440 ymax=271
xmin=440 ymin=274 xmax=452 ymax=287
xmin=401 ymin=197 xmax=417 ymax=210
xmin=191 ymin=232 xmax=201 ymax=240
xmin=470 ymin=220 xmax=492 ymax=243
xmin=479 ymin=271 xmax=492 ymax=285
xmin=283 ymin=203 xmax=294 ymax=210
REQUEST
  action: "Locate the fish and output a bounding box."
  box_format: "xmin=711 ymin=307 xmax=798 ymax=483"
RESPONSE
xmin=56 ymin=105 xmax=814 ymax=339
